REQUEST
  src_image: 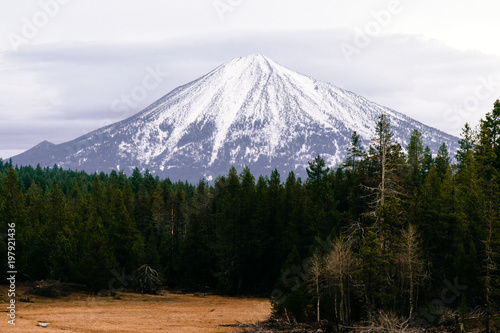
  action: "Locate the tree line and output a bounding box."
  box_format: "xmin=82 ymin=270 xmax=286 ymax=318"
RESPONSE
xmin=1 ymin=100 xmax=499 ymax=328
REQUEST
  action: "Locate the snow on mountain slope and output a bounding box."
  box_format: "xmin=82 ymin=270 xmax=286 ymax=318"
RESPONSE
xmin=11 ymin=54 xmax=459 ymax=183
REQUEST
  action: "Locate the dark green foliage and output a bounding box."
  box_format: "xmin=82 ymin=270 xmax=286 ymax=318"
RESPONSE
xmin=345 ymin=131 xmax=366 ymax=170
xmin=271 ymin=246 xmax=310 ymax=322
xmin=423 ymin=145 xmax=434 ymax=177
xmin=1 ymin=102 xmax=500 ymax=329
xmin=406 ymin=129 xmax=425 ymax=187
xmin=357 ymin=231 xmax=391 ymax=311
xmin=435 ymin=143 xmax=451 ymax=178
xmin=484 ymin=100 xmax=500 ymax=170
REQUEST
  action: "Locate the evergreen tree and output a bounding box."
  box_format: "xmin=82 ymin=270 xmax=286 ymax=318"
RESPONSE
xmin=356 ymin=231 xmax=391 ymax=312
xmin=435 ymin=143 xmax=451 ymax=178
xmin=46 ymin=184 xmax=68 ymax=250
xmin=1 ymin=168 xmax=24 ymax=230
xmin=0 ymin=168 xmax=24 ymax=279
xmin=20 ymin=181 xmax=47 ymax=277
xmin=130 ymin=167 xmax=143 ymax=193
xmin=238 ymin=167 xmax=256 ymax=293
xmin=453 ymin=126 xmax=483 ymax=295
xmin=305 ymin=155 xmax=336 ymax=236
xmin=283 ymin=171 xmax=307 ymax=253
xmin=476 ymin=114 xmax=500 ymax=329
xmin=345 ymin=131 xmax=366 ymax=170
xmin=456 ymin=123 xmax=475 ymax=170
xmin=48 ymin=227 xmax=75 ymax=281
xmin=91 ymin=176 xmax=105 ymax=220
xmin=271 ymin=246 xmax=309 ymax=321
xmin=180 ymin=179 xmax=215 ymax=288
xmin=134 ymin=184 xmax=152 ymax=234
xmin=306 ymin=155 xmax=329 ymax=193
xmin=267 ymin=169 xmax=287 ymax=284
xmin=406 ymin=129 xmax=424 ymax=187
xmin=214 ymin=167 xmax=242 ymax=294
xmin=79 ymin=210 xmax=116 ymax=289
xmin=422 ymin=146 xmax=434 ymax=178
xmin=484 ymin=100 xmax=500 ymax=170
xmin=170 ymin=185 xmax=186 ymax=277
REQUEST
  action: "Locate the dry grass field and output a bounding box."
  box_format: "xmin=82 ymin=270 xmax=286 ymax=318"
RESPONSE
xmin=0 ymin=285 xmax=271 ymax=332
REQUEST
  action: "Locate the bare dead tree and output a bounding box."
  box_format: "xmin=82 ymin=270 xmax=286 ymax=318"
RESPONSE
xmin=396 ymin=224 xmax=425 ymax=319
xmin=362 ymin=114 xmax=405 ymax=222
xmin=325 ymin=237 xmax=357 ymax=326
xmin=306 ymin=252 xmax=325 ymax=323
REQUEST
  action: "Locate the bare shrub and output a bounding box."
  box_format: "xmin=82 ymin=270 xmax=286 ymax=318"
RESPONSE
xmin=135 ymin=264 xmax=161 ymax=294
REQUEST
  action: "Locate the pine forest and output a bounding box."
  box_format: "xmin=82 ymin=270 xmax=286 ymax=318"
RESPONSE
xmin=2 ymin=100 xmax=500 ymax=329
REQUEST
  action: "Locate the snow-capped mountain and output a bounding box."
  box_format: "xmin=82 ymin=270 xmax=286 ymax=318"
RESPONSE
xmin=11 ymin=54 xmax=458 ymax=183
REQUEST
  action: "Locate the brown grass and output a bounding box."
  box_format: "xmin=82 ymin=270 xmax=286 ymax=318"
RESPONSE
xmin=0 ymin=285 xmax=270 ymax=332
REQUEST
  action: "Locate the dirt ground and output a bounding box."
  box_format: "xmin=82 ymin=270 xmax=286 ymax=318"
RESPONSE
xmin=0 ymin=285 xmax=271 ymax=333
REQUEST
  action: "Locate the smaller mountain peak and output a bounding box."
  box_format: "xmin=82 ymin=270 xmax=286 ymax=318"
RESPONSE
xmin=11 ymin=140 xmax=56 ymax=159
xmin=35 ymin=140 xmax=55 ymax=148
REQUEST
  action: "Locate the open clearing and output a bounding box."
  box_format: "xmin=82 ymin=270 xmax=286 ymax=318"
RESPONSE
xmin=0 ymin=285 xmax=270 ymax=332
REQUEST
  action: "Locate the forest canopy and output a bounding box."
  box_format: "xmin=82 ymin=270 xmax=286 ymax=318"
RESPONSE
xmin=1 ymin=100 xmax=500 ymax=328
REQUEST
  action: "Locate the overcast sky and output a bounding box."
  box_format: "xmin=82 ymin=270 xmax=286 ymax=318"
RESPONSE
xmin=1 ymin=0 xmax=500 ymax=159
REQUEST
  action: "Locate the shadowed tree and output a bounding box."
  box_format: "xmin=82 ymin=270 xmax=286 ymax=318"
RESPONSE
xmin=484 ymin=100 xmax=500 ymax=171
xmin=476 ymin=116 xmax=500 ymax=332
xmin=214 ymin=167 xmax=242 ymax=294
xmin=356 ymin=231 xmax=391 ymax=313
xmin=406 ymin=129 xmax=424 ymax=188
xmin=79 ymin=210 xmax=116 ymax=289
xmin=435 ymin=143 xmax=451 ymax=179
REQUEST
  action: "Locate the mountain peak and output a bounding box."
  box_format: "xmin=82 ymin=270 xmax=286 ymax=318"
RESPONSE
xmin=217 ymin=54 xmax=280 ymax=77
xmin=241 ymin=53 xmax=269 ymax=60
xmin=235 ymin=53 xmax=271 ymax=63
